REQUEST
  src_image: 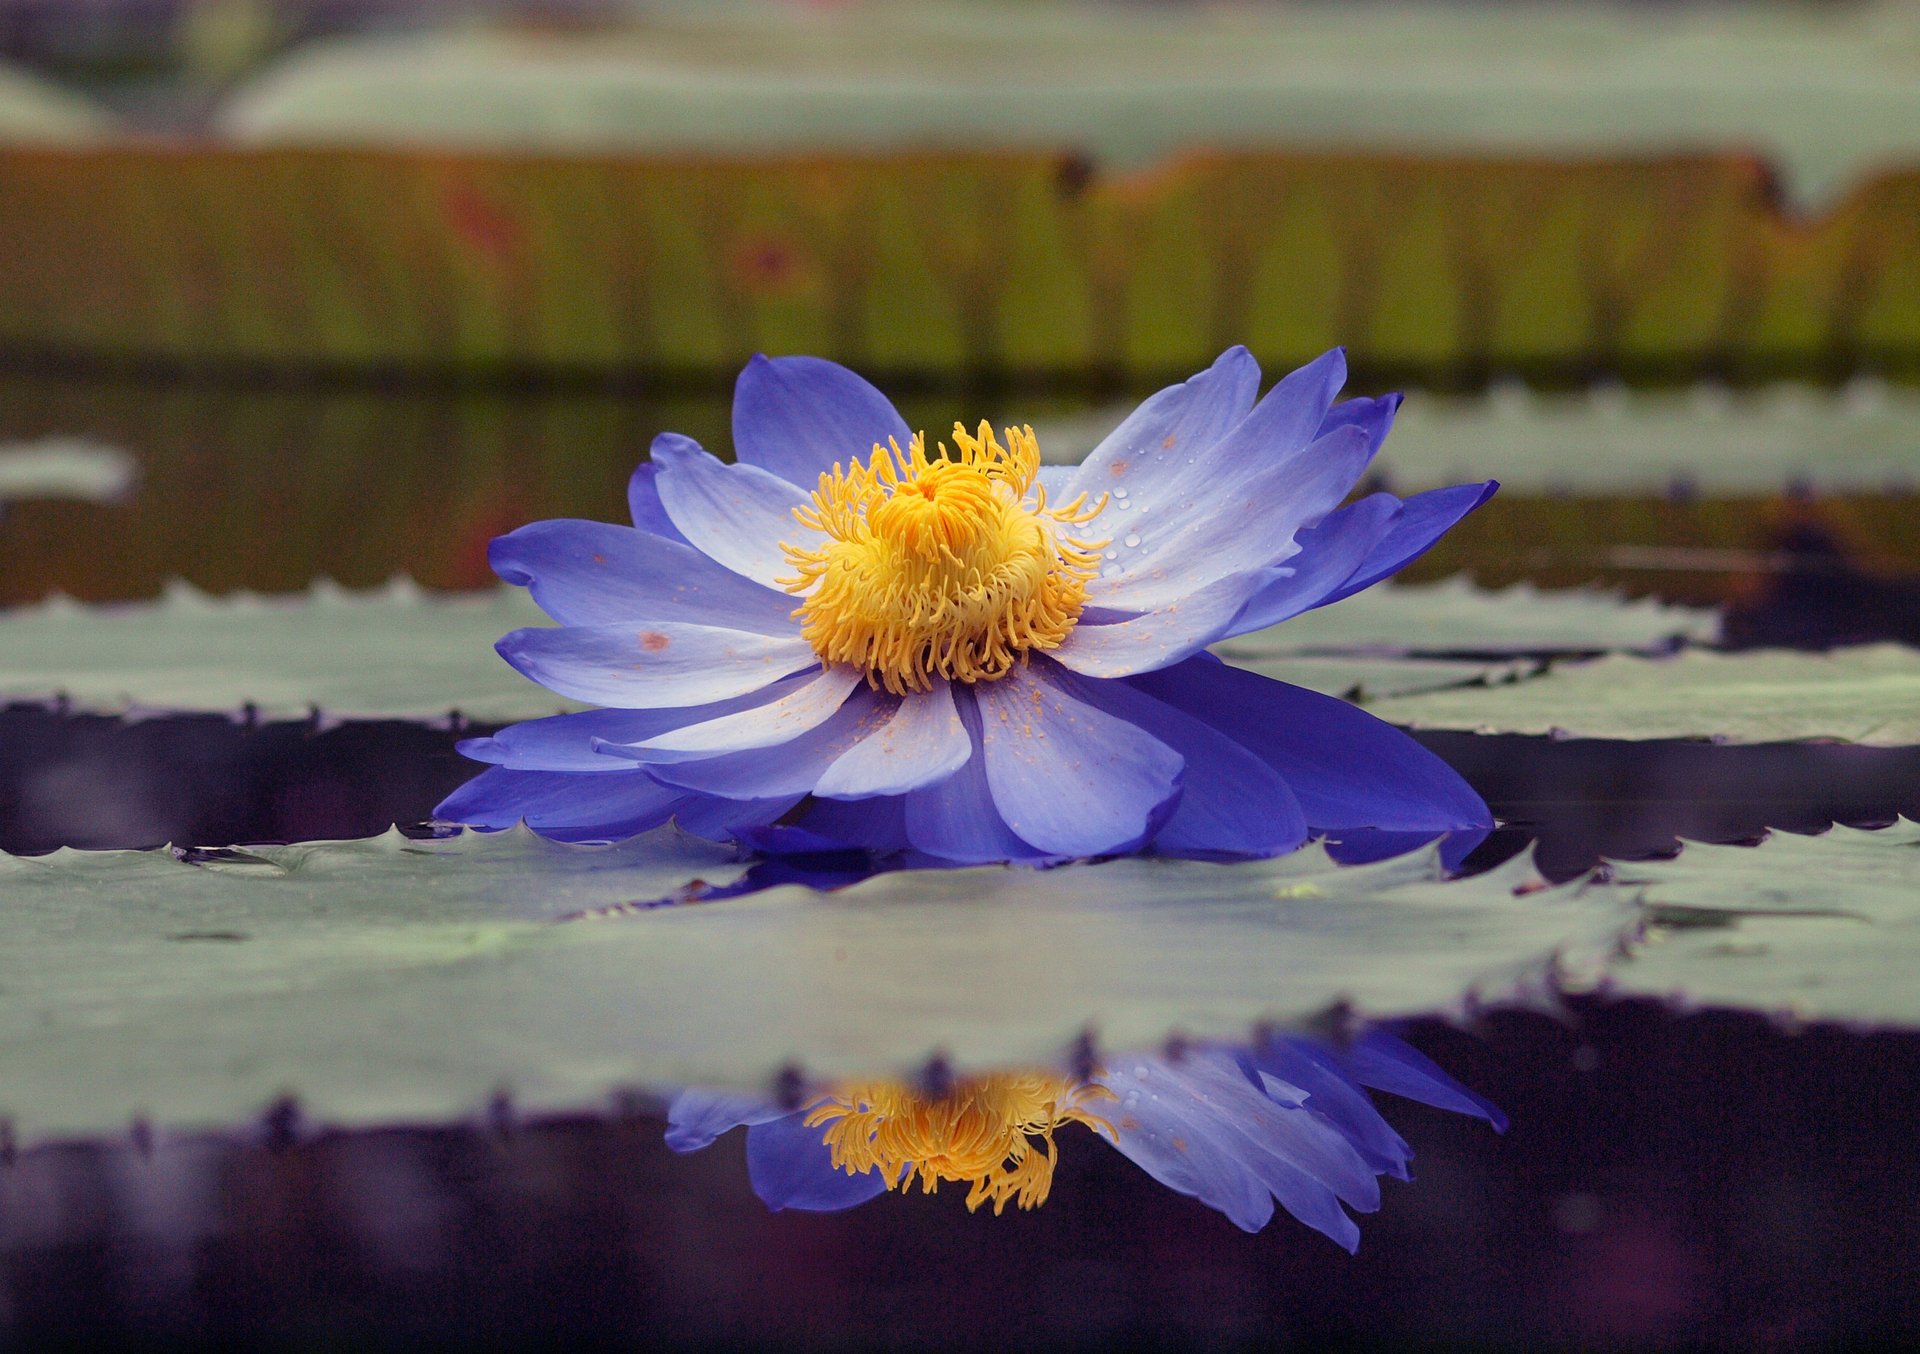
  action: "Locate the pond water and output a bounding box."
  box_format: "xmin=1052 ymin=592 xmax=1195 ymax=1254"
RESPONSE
xmin=2 ymin=369 xmax=1917 ymax=1349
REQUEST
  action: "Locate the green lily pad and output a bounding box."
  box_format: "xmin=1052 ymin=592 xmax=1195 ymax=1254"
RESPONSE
xmin=1604 ymin=820 xmax=1920 ymax=1027
xmin=1370 ymin=645 xmax=1920 ymax=746
xmin=1223 ymin=654 xmax=1540 ymax=702
xmin=1221 ymin=575 xmax=1717 ymax=657
xmin=0 ymin=833 xmax=1630 ymax=1141
xmin=0 ymin=578 xmax=580 ymax=723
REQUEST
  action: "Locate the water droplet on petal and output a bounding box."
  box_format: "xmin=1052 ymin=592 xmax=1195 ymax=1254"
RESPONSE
xmin=1123 ymin=533 xmax=1142 ymax=548
xmin=1105 ymin=550 xmax=1118 ymax=560
xmin=1113 ymin=486 xmax=1129 ymax=499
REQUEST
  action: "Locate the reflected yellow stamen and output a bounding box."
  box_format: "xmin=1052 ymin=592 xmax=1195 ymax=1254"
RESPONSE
xmin=803 ymin=1072 xmax=1117 ymax=1215
xmin=779 ymin=423 xmax=1106 ymax=695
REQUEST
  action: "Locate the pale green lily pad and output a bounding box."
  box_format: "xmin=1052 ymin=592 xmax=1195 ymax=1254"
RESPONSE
xmin=1040 ymin=382 xmax=1920 ymax=496
xmin=0 ymin=578 xmax=581 ymax=723
xmin=1221 ymin=575 xmax=1717 ymax=657
xmin=1224 ymin=654 xmax=1540 ymax=702
xmin=1371 ymin=645 xmax=1920 ymax=746
xmin=1603 ymin=820 xmax=1920 ymax=1027
xmin=0 ymin=833 xmax=1630 ymax=1140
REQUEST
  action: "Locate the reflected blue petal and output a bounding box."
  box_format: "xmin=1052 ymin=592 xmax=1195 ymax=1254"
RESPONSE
xmin=1337 ymin=1029 xmax=1510 ymax=1132
xmin=746 ymin=1113 xmax=894 ymax=1212
xmin=664 ymin=1090 xmax=791 ymax=1152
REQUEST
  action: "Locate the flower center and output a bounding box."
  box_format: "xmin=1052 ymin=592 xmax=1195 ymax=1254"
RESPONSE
xmin=779 ymin=423 xmax=1106 ymax=695
xmin=803 ymin=1072 xmax=1116 ymax=1215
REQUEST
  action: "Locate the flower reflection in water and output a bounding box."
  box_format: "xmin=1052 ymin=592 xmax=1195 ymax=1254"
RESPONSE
xmin=667 ymin=1029 xmax=1504 ymax=1251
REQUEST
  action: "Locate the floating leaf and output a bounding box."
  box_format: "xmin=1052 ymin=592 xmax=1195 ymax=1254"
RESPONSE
xmin=1604 ymin=820 xmax=1920 ymax=1027
xmin=1370 ymin=645 xmax=1920 ymax=745
xmin=1220 ymin=575 xmax=1717 ymax=658
xmin=0 ymin=579 xmax=577 ymax=723
xmin=1222 ymin=654 xmax=1539 ymax=702
xmin=0 ymin=834 xmax=1630 ymax=1141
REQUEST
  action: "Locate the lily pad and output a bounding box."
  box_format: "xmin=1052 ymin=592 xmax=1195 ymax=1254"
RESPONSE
xmin=1604 ymin=820 xmax=1920 ymax=1027
xmin=1370 ymin=645 xmax=1920 ymax=746
xmin=1221 ymin=575 xmax=1717 ymax=657
xmin=0 ymin=578 xmax=580 ymax=723
xmin=0 ymin=833 xmax=1630 ymax=1141
xmin=1222 ymin=654 xmax=1540 ymax=702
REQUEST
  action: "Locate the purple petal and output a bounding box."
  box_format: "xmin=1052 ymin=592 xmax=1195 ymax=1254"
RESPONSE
xmin=643 ymin=685 xmax=901 ymax=799
xmin=457 ymin=680 xmax=813 ymax=773
xmin=1128 ymin=656 xmax=1491 ymax=836
xmin=488 ymin=518 xmax=798 ymax=633
xmin=1336 ymin=1030 xmax=1508 ymax=1131
xmin=732 ymin=354 xmax=912 ymax=490
xmin=1223 ymin=492 xmax=1404 ymax=636
xmin=902 ymin=687 xmax=1042 ymax=863
xmin=1085 ymin=422 xmax=1375 ymax=614
xmin=1050 ymin=572 xmax=1267 ymax=679
xmin=665 ymin=1090 xmax=790 ymax=1152
xmin=973 ymin=664 xmax=1184 ymax=858
xmin=628 ymin=441 xmax=693 ymax=542
xmin=610 ymin=664 xmax=861 ymax=760
xmin=1315 ymin=392 xmax=1401 ymax=464
xmin=1056 ymin=669 xmax=1307 ymax=858
xmin=651 ymin=436 xmax=817 ymax=588
xmin=1251 ymin=1040 xmax=1415 ymax=1180
xmin=1063 ymin=346 xmax=1262 ymax=504
xmin=746 ymin=1112 xmax=893 ymax=1212
xmin=432 ymin=766 xmax=685 ymax=842
xmin=1316 ymin=481 xmax=1499 ymax=608
xmin=814 ymin=679 xmax=973 ymax=799
xmin=498 ymin=621 xmax=815 ymax=709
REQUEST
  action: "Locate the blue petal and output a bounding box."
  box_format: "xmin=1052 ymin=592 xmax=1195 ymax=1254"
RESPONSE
xmin=1251 ymin=1040 xmax=1415 ymax=1180
xmin=1316 ymin=481 xmax=1499 ymax=609
xmin=489 ymin=518 xmax=797 ymax=633
xmin=786 ymin=792 xmax=913 ymax=853
xmin=610 ymin=665 xmax=862 ymax=761
xmin=1085 ymin=419 xmax=1374 ymax=614
xmin=457 ymin=679 xmax=814 ymax=773
xmin=651 ymin=436 xmax=817 ymax=588
xmin=1054 ymin=669 xmax=1307 ymax=858
xmin=673 ymin=792 xmax=806 ymax=842
xmin=642 ymin=685 xmax=901 ymax=799
xmin=628 ymin=441 xmax=692 ymax=542
xmin=732 ymin=353 xmax=913 ymax=490
xmin=1127 ymin=656 xmax=1491 ymax=836
xmin=746 ymin=1112 xmax=893 ymax=1212
xmin=974 ymin=664 xmax=1184 ymax=858
xmin=1223 ymin=492 xmax=1404 ymax=637
xmin=1336 ymin=1029 xmax=1509 ymax=1131
xmin=497 ymin=621 xmax=815 ymax=708
xmin=1063 ymin=346 xmax=1262 ymax=505
xmin=1099 ymin=1059 xmax=1277 ymax=1233
xmin=432 ymin=766 xmax=685 ymax=842
xmin=814 ymin=679 xmax=972 ymax=799
xmin=1051 ymin=572 xmax=1269 ymax=679
xmin=1315 ymin=392 xmax=1401 ymax=464
xmin=665 ymin=1090 xmax=790 ymax=1152
xmin=903 ymin=687 xmax=1043 ymax=863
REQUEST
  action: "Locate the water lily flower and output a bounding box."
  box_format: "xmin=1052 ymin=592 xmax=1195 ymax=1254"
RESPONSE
xmin=664 ymin=1030 xmax=1506 ymax=1250
xmin=438 ymin=348 xmax=1495 ymax=863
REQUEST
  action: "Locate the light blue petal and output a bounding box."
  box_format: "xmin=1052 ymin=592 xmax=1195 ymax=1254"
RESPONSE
xmin=1054 ymin=668 xmax=1307 ymax=858
xmin=432 ymin=766 xmax=685 ymax=843
xmin=497 ymin=621 xmax=815 ymax=709
xmin=746 ymin=1113 xmax=893 ymax=1212
xmin=1129 ymin=656 xmax=1491 ymax=837
xmin=902 ymin=687 xmax=1041 ymax=863
xmin=1063 ymin=346 xmax=1262 ymax=504
xmin=974 ymin=663 xmax=1183 ymax=858
xmin=674 ymin=793 xmax=807 ymax=842
xmin=628 ymin=442 xmax=692 ymax=542
xmin=643 ymin=685 xmax=900 ymax=799
xmin=489 ymin=518 xmax=798 ymax=633
xmin=1252 ymin=1040 xmax=1415 ymax=1180
xmin=457 ymin=679 xmax=813 ymax=773
xmin=1050 ymin=573 xmax=1267 ymax=679
xmin=814 ymin=679 xmax=973 ymax=800
xmin=612 ymin=664 xmax=861 ymax=760
xmin=1098 ymin=1058 xmax=1277 ymax=1233
xmin=1315 ymin=392 xmax=1401 ymax=464
xmin=651 ymin=436 xmax=817 ymax=588
xmin=665 ymin=1090 xmax=789 ymax=1152
xmin=1085 ymin=421 xmax=1375 ymax=614
xmin=1222 ymin=492 xmax=1405 ymax=637
xmin=732 ymin=353 xmax=913 ymax=490
xmin=1337 ymin=1030 xmax=1509 ymax=1131
xmin=1316 ymin=481 xmax=1500 ymax=609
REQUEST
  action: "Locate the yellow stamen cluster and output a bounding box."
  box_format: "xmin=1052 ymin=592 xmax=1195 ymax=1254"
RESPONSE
xmin=779 ymin=423 xmax=1106 ymax=695
xmin=804 ymin=1072 xmax=1117 ymax=1215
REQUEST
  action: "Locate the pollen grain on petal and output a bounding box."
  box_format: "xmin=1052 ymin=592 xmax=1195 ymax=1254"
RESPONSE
xmin=777 ymin=423 xmax=1106 ymax=694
